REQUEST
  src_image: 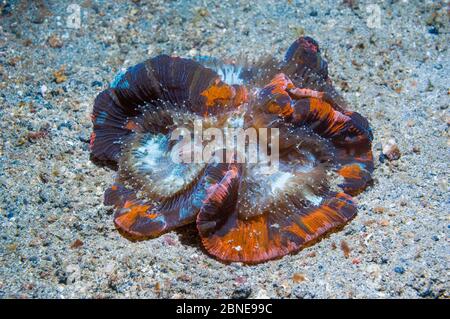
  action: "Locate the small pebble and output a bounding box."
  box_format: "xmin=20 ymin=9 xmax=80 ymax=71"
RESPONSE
xmin=27 ymin=129 xmax=49 ymax=141
xmin=293 ymin=286 xmax=315 ymax=299
xmin=380 ymin=220 xmax=390 ymax=227
xmin=382 ymin=139 xmax=401 ymax=161
xmin=91 ymin=80 xmax=102 ymax=87
xmin=428 ymin=26 xmax=439 ymax=35
xmin=40 ymin=84 xmax=47 ymax=97
xmin=394 ymin=266 xmax=405 ymax=274
xmin=70 ymin=239 xmax=84 ymax=249
xmin=47 ymin=34 xmax=63 ymax=48
xmin=373 ymin=206 xmax=385 ymax=214
xmin=29 ymin=256 xmax=39 ymax=266
xmin=340 ymin=240 xmax=351 ymax=258
xmin=292 ymin=273 xmax=305 ymax=283
xmin=231 ymin=286 xmax=252 ymax=299
xmin=55 ymin=269 xmax=67 ymax=285
xmin=53 ymin=66 xmax=67 ymax=84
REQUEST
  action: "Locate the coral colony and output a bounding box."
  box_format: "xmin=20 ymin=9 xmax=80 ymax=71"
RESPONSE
xmin=90 ymin=37 xmax=373 ymax=264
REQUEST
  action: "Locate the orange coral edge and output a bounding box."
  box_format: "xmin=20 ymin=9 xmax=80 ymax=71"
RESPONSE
xmin=200 ymin=193 xmax=355 ymax=264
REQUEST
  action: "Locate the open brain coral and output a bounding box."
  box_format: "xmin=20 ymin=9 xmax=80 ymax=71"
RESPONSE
xmin=90 ymin=36 xmax=374 ymax=264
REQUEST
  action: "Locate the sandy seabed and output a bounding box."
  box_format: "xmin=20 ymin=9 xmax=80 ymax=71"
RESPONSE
xmin=0 ymin=0 xmax=448 ymax=298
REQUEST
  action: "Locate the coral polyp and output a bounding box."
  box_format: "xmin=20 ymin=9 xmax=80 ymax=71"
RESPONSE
xmin=90 ymin=36 xmax=373 ymax=264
